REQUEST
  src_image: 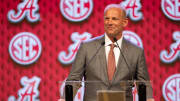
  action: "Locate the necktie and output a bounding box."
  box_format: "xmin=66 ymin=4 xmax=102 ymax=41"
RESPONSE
xmin=108 ymin=44 xmax=116 ymax=81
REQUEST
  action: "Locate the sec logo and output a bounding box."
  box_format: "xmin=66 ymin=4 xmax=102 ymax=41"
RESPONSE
xmin=123 ymin=30 xmax=143 ymax=48
xmin=161 ymin=0 xmax=180 ymax=20
xmin=9 ymin=32 xmax=42 ymax=65
xmin=162 ymin=74 xmax=180 ymax=101
xmin=60 ymin=0 xmax=93 ymax=22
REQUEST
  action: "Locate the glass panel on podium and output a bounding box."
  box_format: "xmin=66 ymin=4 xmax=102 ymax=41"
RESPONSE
xmin=59 ymin=80 xmax=152 ymax=101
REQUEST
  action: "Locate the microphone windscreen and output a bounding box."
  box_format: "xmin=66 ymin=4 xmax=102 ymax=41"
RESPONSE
xmin=101 ymin=41 xmax=105 ymax=45
xmin=113 ymin=37 xmax=117 ymax=42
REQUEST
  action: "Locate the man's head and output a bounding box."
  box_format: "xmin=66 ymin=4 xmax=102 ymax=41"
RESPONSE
xmin=104 ymin=4 xmax=128 ymax=40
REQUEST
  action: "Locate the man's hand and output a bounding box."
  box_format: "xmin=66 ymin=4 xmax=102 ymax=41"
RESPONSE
xmin=147 ymin=98 xmax=155 ymax=101
xmin=58 ymin=99 xmax=65 ymax=101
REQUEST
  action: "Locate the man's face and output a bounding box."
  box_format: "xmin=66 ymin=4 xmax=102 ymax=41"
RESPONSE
xmin=104 ymin=8 xmax=127 ymax=38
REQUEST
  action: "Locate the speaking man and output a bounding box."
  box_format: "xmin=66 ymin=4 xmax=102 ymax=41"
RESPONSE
xmin=60 ymin=4 xmax=154 ymax=101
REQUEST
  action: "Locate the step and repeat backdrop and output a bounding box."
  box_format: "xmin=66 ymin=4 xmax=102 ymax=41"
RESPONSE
xmin=0 ymin=0 xmax=179 ymax=101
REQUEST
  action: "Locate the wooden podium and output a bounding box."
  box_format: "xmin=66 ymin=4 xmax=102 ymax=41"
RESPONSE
xmin=97 ymin=90 xmax=126 ymax=101
xmin=60 ymin=80 xmax=150 ymax=101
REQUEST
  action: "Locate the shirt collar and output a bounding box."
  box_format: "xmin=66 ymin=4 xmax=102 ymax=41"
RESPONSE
xmin=105 ymin=33 xmax=123 ymax=47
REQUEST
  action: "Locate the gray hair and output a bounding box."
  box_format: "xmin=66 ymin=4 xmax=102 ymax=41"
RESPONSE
xmin=104 ymin=4 xmax=127 ymax=18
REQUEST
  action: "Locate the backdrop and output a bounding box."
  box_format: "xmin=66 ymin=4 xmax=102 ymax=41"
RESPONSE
xmin=0 ymin=0 xmax=179 ymax=101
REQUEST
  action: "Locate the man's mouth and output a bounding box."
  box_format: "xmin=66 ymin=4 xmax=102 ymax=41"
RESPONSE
xmin=107 ymin=27 xmax=113 ymax=30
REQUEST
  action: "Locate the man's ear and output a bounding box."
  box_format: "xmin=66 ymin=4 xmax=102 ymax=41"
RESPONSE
xmin=122 ymin=18 xmax=128 ymax=27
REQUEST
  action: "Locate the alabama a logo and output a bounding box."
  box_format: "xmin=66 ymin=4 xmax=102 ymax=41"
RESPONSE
xmin=58 ymin=31 xmax=143 ymax=65
xmin=162 ymin=74 xmax=180 ymax=101
xmin=9 ymin=32 xmax=42 ymax=65
xmin=8 ymin=76 xmax=41 ymax=101
xmin=7 ymin=0 xmax=40 ymax=23
xmin=160 ymin=31 xmax=180 ymax=63
xmin=60 ymin=0 xmax=93 ymax=22
xmin=120 ymin=0 xmax=143 ymax=21
xmin=161 ymin=0 xmax=180 ymax=20
xmin=58 ymin=32 xmax=92 ymax=64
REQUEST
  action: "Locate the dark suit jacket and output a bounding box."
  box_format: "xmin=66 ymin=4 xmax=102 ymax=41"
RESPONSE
xmin=66 ymin=35 xmax=153 ymax=101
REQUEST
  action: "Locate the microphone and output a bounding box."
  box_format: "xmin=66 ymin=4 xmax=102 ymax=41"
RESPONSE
xmin=85 ymin=41 xmax=105 ymax=67
xmin=114 ymin=37 xmax=147 ymax=100
xmin=83 ymin=41 xmax=105 ymax=79
xmin=113 ymin=37 xmax=134 ymax=86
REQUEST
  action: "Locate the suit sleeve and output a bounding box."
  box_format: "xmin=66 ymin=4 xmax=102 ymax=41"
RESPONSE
xmin=62 ymin=42 xmax=86 ymax=99
xmin=67 ymin=42 xmax=86 ymax=81
xmin=136 ymin=50 xmax=153 ymax=99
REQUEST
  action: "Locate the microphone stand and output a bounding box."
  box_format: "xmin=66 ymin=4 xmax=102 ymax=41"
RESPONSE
xmin=113 ymin=37 xmax=134 ymax=87
xmin=113 ymin=37 xmax=146 ymax=101
xmin=65 ymin=41 xmax=105 ymax=101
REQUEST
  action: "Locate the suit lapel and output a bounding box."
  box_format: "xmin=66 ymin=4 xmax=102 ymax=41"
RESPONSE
xmin=112 ymin=38 xmax=129 ymax=83
xmin=117 ymin=38 xmax=129 ymax=68
xmin=96 ymin=36 xmax=110 ymax=85
xmin=96 ymin=37 xmax=130 ymax=85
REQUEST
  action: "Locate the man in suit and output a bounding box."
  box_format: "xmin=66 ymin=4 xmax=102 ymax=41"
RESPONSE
xmin=60 ymin=4 xmax=154 ymax=101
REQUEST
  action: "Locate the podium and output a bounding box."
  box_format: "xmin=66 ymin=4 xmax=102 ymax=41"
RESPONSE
xmin=59 ymin=80 xmax=152 ymax=101
xmin=97 ymin=90 xmax=126 ymax=101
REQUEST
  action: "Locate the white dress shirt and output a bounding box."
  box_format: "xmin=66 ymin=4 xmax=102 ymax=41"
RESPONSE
xmin=105 ymin=33 xmax=123 ymax=67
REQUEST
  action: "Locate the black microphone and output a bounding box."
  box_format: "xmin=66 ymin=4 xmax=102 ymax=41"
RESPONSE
xmin=84 ymin=41 xmax=105 ymax=67
xmin=65 ymin=41 xmax=105 ymax=100
xmin=83 ymin=41 xmax=105 ymax=79
xmin=114 ymin=37 xmax=147 ymax=100
xmin=113 ymin=37 xmax=134 ymax=86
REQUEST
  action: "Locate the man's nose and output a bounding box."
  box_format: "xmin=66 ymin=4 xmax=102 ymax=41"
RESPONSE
xmin=107 ymin=19 xmax=113 ymax=25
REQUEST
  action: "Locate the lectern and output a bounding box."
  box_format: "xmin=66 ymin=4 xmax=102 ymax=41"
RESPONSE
xmin=59 ymin=81 xmax=150 ymax=101
xmin=97 ymin=90 xmax=126 ymax=101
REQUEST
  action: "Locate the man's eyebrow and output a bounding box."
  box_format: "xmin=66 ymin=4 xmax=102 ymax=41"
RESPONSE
xmin=112 ymin=17 xmax=119 ymax=19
